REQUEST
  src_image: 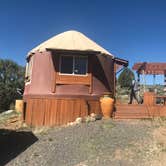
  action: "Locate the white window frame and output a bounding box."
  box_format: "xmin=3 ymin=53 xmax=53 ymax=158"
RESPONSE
xmin=25 ymin=56 xmax=33 ymax=84
xmin=59 ymin=55 xmax=88 ymax=76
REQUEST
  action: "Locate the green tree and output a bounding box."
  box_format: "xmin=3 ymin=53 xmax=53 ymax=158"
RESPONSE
xmin=118 ymin=67 xmax=135 ymax=88
xmin=0 ymin=59 xmax=25 ymax=111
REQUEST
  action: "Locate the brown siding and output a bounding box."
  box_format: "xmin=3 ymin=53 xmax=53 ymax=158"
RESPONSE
xmin=24 ymin=51 xmax=114 ymax=97
xmin=24 ymin=51 xmax=54 ymax=95
xmin=23 ymin=51 xmax=114 ymax=127
xmin=24 ymin=98 xmax=101 ymax=127
xmin=92 ymin=54 xmax=114 ymax=95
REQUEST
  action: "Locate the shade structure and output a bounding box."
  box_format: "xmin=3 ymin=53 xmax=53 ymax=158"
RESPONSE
xmin=132 ymin=62 xmax=166 ymax=75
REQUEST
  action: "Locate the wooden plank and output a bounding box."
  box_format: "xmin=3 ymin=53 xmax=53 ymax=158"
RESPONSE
xmin=50 ymin=54 xmax=56 ymax=93
xmin=54 ymin=99 xmax=58 ymax=125
xmin=44 ymin=99 xmax=51 ymax=126
xmin=56 ymin=74 xmax=91 ymax=85
xmin=30 ymin=99 xmax=36 ymax=126
xmin=113 ymin=63 xmax=116 ymax=97
xmin=36 ymin=99 xmax=42 ymax=126
xmin=56 ymin=99 xmax=60 ymax=125
xmin=49 ymin=99 xmax=56 ymax=126
xmin=73 ymin=99 xmax=81 ymax=120
xmin=50 ymin=99 xmax=55 ymax=126
xmin=25 ymin=99 xmax=33 ymax=126
xmin=70 ymin=99 xmax=75 ymax=122
xmin=115 ymin=103 xmax=166 ymax=119
xmin=88 ymin=100 xmax=101 ymax=115
xmin=88 ymin=56 xmax=93 ymax=94
xmin=80 ymin=99 xmax=85 ymax=117
xmin=25 ymin=98 xmax=104 ymax=126
xmin=60 ymin=99 xmax=64 ymax=125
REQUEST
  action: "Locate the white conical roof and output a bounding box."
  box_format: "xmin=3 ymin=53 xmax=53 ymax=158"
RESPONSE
xmin=28 ymin=30 xmax=113 ymax=57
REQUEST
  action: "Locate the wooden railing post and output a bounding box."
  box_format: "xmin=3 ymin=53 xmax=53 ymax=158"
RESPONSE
xmin=143 ymin=92 xmax=156 ymax=106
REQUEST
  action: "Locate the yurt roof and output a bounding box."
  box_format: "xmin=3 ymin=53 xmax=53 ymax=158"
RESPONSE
xmin=28 ymin=30 xmax=113 ymax=57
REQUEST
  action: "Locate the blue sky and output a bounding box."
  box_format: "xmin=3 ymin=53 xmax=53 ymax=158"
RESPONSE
xmin=0 ymin=0 xmax=165 ymax=84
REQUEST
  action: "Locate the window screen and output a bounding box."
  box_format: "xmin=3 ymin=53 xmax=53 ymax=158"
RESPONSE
xmin=60 ymin=56 xmax=73 ymax=74
xmin=60 ymin=55 xmax=88 ymax=75
xmin=74 ymin=56 xmax=87 ymax=75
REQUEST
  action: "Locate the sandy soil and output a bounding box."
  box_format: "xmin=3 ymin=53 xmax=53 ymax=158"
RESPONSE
xmin=1 ymin=118 xmax=166 ymax=166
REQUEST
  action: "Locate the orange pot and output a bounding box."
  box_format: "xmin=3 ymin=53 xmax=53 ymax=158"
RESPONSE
xmin=100 ymin=96 xmax=114 ymax=118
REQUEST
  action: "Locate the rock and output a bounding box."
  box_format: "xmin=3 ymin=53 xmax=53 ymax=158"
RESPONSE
xmin=75 ymin=117 xmax=82 ymax=124
xmin=85 ymin=116 xmax=91 ymax=123
xmin=67 ymin=117 xmax=83 ymax=126
xmin=95 ymin=114 xmax=102 ymax=120
xmin=67 ymin=122 xmax=75 ymax=126
xmin=22 ymin=122 xmax=28 ymax=128
xmin=90 ymin=113 xmax=102 ymax=120
xmin=33 ymin=127 xmax=49 ymax=134
xmin=90 ymin=113 xmax=97 ymax=118
xmin=1 ymin=110 xmax=14 ymax=115
xmin=85 ymin=116 xmax=96 ymax=123
xmin=90 ymin=116 xmax=96 ymax=122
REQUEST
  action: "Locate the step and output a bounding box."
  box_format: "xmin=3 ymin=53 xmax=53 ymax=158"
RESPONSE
xmin=114 ymin=116 xmax=152 ymax=119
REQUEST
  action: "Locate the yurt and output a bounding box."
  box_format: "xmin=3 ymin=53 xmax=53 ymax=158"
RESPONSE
xmin=23 ymin=30 xmax=128 ymax=126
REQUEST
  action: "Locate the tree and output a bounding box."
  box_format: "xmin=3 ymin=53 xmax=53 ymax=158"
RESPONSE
xmin=0 ymin=59 xmax=25 ymax=111
xmin=118 ymin=67 xmax=135 ymax=88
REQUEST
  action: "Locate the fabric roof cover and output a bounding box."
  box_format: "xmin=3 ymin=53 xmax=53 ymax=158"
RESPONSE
xmin=28 ymin=30 xmax=113 ymax=57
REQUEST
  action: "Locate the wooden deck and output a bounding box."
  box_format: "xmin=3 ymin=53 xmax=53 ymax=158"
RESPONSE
xmin=24 ymin=92 xmax=166 ymax=127
xmin=114 ymin=92 xmax=166 ymax=119
xmin=114 ymin=104 xmax=166 ymax=119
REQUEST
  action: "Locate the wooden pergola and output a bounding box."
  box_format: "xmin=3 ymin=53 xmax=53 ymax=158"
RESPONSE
xmin=132 ymin=62 xmax=166 ymax=93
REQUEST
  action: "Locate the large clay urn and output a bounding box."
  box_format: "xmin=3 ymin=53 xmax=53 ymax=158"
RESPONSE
xmin=100 ymin=93 xmax=114 ymax=118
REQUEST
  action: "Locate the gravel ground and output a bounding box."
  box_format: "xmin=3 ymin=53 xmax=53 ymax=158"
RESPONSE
xmin=1 ymin=119 xmax=166 ymax=166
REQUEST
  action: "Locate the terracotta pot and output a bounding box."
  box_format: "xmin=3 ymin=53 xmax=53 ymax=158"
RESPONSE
xmin=100 ymin=95 xmax=114 ymax=118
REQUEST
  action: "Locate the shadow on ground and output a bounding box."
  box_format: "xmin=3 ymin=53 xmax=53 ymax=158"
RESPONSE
xmin=0 ymin=129 xmax=38 ymax=166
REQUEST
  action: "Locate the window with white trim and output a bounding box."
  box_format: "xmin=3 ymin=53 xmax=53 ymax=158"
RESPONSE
xmin=60 ymin=55 xmax=88 ymax=75
xmin=25 ymin=56 xmax=33 ymax=82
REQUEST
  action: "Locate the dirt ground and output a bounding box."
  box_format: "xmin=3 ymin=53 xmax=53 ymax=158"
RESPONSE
xmin=1 ymin=113 xmax=166 ymax=166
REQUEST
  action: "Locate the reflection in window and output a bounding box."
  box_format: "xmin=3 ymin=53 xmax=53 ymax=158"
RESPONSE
xmin=60 ymin=56 xmax=73 ymax=74
xmin=74 ymin=57 xmax=87 ymax=75
xmin=60 ymin=55 xmax=88 ymax=75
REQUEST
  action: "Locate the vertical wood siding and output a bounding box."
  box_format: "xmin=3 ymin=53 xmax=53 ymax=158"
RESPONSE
xmin=25 ymin=98 xmax=101 ymax=127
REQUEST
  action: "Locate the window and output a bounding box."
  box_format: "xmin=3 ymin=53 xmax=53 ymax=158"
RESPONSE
xmin=60 ymin=55 xmax=88 ymax=75
xmin=25 ymin=56 xmax=33 ymax=82
xmin=60 ymin=56 xmax=73 ymax=74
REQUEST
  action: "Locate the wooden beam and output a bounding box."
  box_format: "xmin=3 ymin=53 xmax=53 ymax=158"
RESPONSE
xmin=88 ymin=56 xmax=93 ymax=94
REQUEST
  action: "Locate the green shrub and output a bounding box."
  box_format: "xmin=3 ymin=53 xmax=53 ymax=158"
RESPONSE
xmin=0 ymin=59 xmax=25 ymax=111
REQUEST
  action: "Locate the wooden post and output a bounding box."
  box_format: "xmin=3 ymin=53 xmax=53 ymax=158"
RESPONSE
xmin=137 ymin=73 xmax=140 ymax=83
xmin=164 ymin=70 xmax=166 ymax=95
xmin=88 ymin=56 xmax=93 ymax=94
xmin=153 ymin=74 xmax=156 ymax=86
xmin=113 ymin=63 xmax=116 ymax=97
xmin=142 ymin=70 xmax=146 ymax=92
xmin=144 ymin=92 xmax=155 ymax=106
xmin=51 ymin=54 xmax=56 ymax=93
